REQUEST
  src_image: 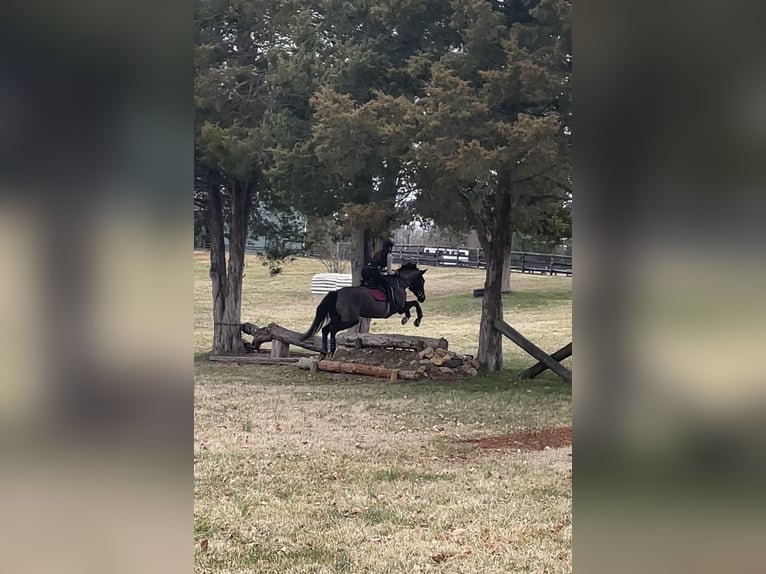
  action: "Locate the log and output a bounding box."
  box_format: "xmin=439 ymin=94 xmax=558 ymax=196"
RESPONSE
xmin=518 ymin=342 xmax=572 ymax=380
xmin=297 ymin=359 xmax=398 ymax=379
xmin=335 ymin=333 xmax=448 ymax=351
xmin=296 ymin=357 xmax=422 ymax=380
xmin=241 ymin=322 xmax=323 ymax=353
xmin=242 ymin=322 xmax=448 ymax=353
xmin=494 ymin=320 xmax=572 ymax=382
xmin=209 ymin=354 xmax=300 ymax=365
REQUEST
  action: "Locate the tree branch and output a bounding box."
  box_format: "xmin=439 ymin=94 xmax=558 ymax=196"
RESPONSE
xmin=457 ymin=187 xmax=489 ymax=248
xmin=511 ymin=172 xmax=545 ymax=185
xmin=541 ymin=175 xmax=572 ymax=193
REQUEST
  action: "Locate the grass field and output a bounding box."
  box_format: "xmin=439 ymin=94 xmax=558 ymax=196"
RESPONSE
xmin=194 ymin=251 xmax=572 ymax=573
xmin=193 ymin=251 xmax=572 ymax=370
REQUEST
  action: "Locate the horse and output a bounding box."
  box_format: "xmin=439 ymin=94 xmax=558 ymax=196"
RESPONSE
xmin=300 ymin=262 xmax=427 ymax=358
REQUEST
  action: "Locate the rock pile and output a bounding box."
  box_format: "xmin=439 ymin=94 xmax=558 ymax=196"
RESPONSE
xmin=416 ymin=346 xmax=480 ymax=378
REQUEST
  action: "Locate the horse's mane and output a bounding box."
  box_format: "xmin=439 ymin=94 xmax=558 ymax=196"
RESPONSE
xmin=398 ymin=262 xmax=418 ymax=272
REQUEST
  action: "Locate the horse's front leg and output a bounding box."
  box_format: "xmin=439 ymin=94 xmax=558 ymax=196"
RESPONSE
xmin=400 ymin=304 xmax=412 ymax=325
xmin=410 ymin=301 xmax=423 ymax=327
xmin=400 ymin=301 xmax=422 ymax=326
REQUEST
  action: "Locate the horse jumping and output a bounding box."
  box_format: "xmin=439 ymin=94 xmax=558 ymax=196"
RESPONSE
xmin=300 ymin=263 xmax=427 ymax=358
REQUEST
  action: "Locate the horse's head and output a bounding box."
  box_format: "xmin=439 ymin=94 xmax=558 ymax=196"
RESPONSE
xmin=397 ymin=262 xmax=427 ymax=303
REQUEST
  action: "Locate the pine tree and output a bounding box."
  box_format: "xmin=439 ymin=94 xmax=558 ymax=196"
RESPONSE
xmin=401 ymin=0 xmax=572 ymax=370
xmin=194 ymin=0 xmax=293 ymax=353
xmin=265 ymin=0 xmax=461 ymax=330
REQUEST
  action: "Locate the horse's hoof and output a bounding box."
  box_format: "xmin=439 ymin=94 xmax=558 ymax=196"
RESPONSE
xmin=401 ymin=317 xmax=408 ymax=325
xmin=414 ymin=319 xmax=421 ymax=327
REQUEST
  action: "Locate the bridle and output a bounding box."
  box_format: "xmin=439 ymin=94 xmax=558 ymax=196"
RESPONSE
xmin=396 ymin=270 xmax=425 ymax=302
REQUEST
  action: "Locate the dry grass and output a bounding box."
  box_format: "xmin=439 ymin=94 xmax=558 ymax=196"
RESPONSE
xmin=195 ymin=252 xmax=572 ymax=572
xmin=193 ymin=251 xmax=572 ymax=369
xmin=194 ymin=364 xmax=572 ymax=573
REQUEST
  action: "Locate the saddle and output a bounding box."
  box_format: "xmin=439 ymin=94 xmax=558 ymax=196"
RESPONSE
xmin=360 ymin=279 xmax=400 ymax=317
xmin=363 ymin=285 xmax=388 ymax=302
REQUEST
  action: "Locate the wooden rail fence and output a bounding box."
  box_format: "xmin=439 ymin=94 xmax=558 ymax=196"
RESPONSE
xmin=194 ymin=241 xmax=572 ymax=276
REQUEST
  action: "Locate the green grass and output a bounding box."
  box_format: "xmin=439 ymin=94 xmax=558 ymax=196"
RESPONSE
xmin=428 ymin=289 xmax=571 ymax=317
xmin=371 ymin=468 xmax=451 ymax=483
xmin=195 ymin=360 xmax=572 ymax=573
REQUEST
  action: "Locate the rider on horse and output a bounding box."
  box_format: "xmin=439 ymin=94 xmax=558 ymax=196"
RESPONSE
xmin=361 ymin=238 xmax=397 ymax=312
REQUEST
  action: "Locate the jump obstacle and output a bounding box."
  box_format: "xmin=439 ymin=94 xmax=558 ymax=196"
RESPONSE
xmin=210 ymin=320 xmax=571 ymax=383
xmin=240 ymin=322 xmax=447 ymax=356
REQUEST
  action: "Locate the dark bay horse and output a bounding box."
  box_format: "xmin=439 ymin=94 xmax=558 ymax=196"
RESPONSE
xmin=301 ymin=263 xmax=427 ymax=358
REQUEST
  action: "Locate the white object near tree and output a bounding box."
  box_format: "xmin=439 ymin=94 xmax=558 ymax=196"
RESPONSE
xmin=310 ymin=273 xmax=353 ymax=295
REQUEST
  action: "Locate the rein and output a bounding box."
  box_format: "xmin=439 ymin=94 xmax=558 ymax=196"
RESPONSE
xmin=393 ymin=273 xmax=414 ymax=295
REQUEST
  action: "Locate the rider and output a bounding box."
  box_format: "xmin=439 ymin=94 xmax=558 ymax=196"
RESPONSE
xmin=362 ymin=238 xmax=397 ymax=311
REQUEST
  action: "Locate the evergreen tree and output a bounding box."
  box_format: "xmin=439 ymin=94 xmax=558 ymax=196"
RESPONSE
xmin=400 ymin=0 xmax=572 ymax=370
xmin=194 ymin=0 xmax=293 ymax=353
xmin=265 ymin=0 xmax=460 ymax=281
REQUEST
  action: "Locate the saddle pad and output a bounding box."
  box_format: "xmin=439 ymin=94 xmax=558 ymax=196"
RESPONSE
xmin=366 ymin=287 xmax=387 ymax=301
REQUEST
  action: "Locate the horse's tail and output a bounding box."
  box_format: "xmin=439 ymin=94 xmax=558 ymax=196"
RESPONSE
xmin=300 ymin=290 xmax=338 ymax=340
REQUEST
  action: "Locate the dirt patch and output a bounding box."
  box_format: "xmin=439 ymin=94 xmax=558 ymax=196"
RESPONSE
xmin=330 ymin=347 xmax=421 ymax=370
xmin=327 ymin=347 xmax=476 ymax=380
xmin=460 ymin=427 xmax=571 ymax=451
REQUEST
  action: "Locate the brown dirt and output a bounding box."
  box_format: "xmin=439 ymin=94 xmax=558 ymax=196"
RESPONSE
xmin=327 ymin=347 xmax=475 ymax=380
xmin=460 ymin=427 xmax=572 ymax=451
xmin=330 ymin=347 xmax=421 ymax=370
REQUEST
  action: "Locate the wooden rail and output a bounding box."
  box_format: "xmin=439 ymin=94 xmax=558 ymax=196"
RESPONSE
xmin=518 ymin=342 xmax=572 ymax=380
xmin=194 ymin=242 xmax=572 ymax=276
xmin=494 ymin=319 xmax=572 ymax=383
xmin=389 ymin=246 xmax=572 ymax=276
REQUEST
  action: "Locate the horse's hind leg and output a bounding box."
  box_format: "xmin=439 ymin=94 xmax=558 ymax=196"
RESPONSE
xmin=328 ymin=321 xmax=358 ymax=359
xmin=321 ymin=324 xmax=332 ymax=359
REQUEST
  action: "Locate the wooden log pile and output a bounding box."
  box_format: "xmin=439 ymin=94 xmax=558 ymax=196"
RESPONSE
xmin=237 ymin=321 xmax=475 ymax=380
xmin=294 ymin=348 xmax=479 ymax=380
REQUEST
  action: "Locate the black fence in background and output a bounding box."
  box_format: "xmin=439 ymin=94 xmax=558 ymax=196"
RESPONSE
xmin=388 ymin=245 xmax=572 ymax=276
xmin=194 ymin=241 xmax=572 ymax=276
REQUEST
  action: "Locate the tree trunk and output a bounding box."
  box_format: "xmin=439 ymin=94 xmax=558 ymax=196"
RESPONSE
xmin=208 ymin=186 xmax=228 ymax=353
xmin=209 ymin=179 xmax=250 ymax=355
xmin=477 ymin=172 xmax=513 ymax=371
xmin=501 ymin=240 xmax=513 ymax=293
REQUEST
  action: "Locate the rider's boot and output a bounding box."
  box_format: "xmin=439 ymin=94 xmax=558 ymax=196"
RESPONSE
xmin=386 ymin=284 xmax=396 ymax=312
